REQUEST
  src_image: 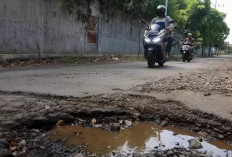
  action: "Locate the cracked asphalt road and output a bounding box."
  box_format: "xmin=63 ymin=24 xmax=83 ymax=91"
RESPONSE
xmin=0 ymin=56 xmax=232 ymax=157
xmin=0 ymin=57 xmax=231 ymax=97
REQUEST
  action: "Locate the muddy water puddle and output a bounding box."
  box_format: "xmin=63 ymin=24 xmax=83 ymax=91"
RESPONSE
xmin=50 ymin=122 xmax=232 ymax=156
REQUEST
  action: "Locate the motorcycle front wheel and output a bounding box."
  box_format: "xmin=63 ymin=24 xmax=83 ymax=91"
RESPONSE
xmin=182 ymin=53 xmax=186 ymax=62
xmin=147 ymin=51 xmax=155 ymax=68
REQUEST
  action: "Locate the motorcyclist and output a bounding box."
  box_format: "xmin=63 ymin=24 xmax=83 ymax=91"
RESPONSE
xmin=149 ymin=5 xmax=174 ymax=60
xmin=183 ymin=33 xmax=195 ymax=45
xmin=181 ymin=33 xmax=195 ymax=54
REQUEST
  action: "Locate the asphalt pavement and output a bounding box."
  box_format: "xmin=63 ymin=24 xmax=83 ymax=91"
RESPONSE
xmin=0 ymin=57 xmax=228 ymax=97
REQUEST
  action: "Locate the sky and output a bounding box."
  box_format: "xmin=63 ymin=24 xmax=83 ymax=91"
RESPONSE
xmin=211 ymin=0 xmax=232 ymax=43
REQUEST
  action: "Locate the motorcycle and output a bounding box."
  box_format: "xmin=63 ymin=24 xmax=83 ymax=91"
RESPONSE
xmin=181 ymin=42 xmax=193 ymax=62
xmin=143 ymin=22 xmax=173 ymax=68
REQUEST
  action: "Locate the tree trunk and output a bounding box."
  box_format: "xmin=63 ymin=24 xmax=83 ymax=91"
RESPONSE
xmin=201 ymin=45 xmax=205 ymax=56
xmin=138 ymin=20 xmax=141 ymax=57
xmin=216 ymin=48 xmax=219 ymax=56
xmin=208 ymin=45 xmax=212 ymax=56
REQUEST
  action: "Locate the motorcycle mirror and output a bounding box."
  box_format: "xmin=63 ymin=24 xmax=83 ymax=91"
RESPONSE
xmin=140 ymin=19 xmax=146 ymax=24
xmin=145 ymin=26 xmax=150 ymax=30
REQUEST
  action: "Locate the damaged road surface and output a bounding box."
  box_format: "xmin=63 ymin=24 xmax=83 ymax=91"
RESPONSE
xmin=0 ymin=56 xmax=232 ymax=157
xmin=0 ymin=57 xmax=223 ymax=97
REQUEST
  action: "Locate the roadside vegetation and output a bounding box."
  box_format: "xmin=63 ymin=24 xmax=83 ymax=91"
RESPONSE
xmin=0 ymin=55 xmax=145 ymax=69
xmin=129 ymin=0 xmax=229 ymax=56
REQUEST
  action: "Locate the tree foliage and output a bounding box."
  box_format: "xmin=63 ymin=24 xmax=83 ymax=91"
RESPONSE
xmin=144 ymin=0 xmax=229 ymax=55
xmin=186 ymin=0 xmax=229 ymax=55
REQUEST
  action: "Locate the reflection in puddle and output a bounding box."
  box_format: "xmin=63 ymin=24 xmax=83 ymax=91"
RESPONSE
xmin=50 ymin=122 xmax=232 ymax=156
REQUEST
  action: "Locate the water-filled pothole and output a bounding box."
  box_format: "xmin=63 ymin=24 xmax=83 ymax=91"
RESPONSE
xmin=50 ymin=122 xmax=232 ymax=156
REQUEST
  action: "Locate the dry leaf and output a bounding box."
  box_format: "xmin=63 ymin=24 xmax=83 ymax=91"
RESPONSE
xmin=9 ymin=141 xmax=18 ymax=152
xmin=56 ymin=120 xmax=65 ymax=127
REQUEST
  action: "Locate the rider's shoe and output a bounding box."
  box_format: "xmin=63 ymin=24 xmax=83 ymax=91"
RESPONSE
xmin=165 ymin=53 xmax=169 ymax=61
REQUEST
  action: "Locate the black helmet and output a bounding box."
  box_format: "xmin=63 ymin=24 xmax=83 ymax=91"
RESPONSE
xmin=157 ymin=5 xmax=166 ymax=17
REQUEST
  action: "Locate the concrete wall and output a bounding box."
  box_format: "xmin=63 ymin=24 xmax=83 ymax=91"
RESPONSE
xmin=0 ymin=0 xmax=87 ymax=59
xmin=99 ymin=12 xmax=143 ymax=54
xmin=0 ymin=0 xmax=144 ymax=59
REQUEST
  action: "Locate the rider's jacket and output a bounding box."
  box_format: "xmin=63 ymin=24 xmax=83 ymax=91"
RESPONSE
xmin=149 ymin=16 xmax=174 ymax=30
xmin=183 ymin=38 xmax=195 ymax=45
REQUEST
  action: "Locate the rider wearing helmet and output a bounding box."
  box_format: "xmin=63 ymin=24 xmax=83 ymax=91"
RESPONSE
xmin=149 ymin=5 xmax=174 ymax=60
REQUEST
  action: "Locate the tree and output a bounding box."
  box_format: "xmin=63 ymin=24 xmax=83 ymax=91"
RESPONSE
xmin=144 ymin=0 xmax=163 ymax=19
xmin=187 ymin=0 xmax=229 ymax=56
xmin=127 ymin=0 xmax=149 ymax=18
xmin=206 ymin=9 xmax=229 ymax=55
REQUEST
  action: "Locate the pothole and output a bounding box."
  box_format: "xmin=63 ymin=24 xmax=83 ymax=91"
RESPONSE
xmin=1 ymin=93 xmax=232 ymax=157
xmin=49 ymin=122 xmax=232 ymax=157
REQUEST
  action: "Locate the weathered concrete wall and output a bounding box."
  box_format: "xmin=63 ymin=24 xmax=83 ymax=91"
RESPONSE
xmin=0 ymin=0 xmax=43 ymax=58
xmin=0 ymin=0 xmax=87 ymax=59
xmin=0 ymin=0 xmax=144 ymax=59
xmin=99 ymin=11 xmax=143 ymax=54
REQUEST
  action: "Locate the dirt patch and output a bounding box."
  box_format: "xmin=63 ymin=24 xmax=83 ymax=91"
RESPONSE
xmin=139 ymin=69 xmax=232 ymax=96
xmin=139 ymin=90 xmax=232 ymax=121
xmin=0 ymin=92 xmax=232 ymax=156
xmin=132 ymin=58 xmax=232 ymax=122
xmin=0 ymin=55 xmax=145 ymax=69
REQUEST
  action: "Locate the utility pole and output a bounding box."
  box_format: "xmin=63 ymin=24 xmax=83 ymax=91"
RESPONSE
xmin=215 ymin=0 xmax=217 ymax=9
xmin=165 ymin=0 xmax=168 ymax=16
xmin=214 ymin=0 xmax=224 ymax=9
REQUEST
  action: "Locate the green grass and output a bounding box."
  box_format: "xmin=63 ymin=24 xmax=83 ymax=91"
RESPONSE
xmin=59 ymin=56 xmax=81 ymax=64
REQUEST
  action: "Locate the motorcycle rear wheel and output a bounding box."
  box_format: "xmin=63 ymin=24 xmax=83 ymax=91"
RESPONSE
xmin=158 ymin=62 xmax=164 ymax=66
